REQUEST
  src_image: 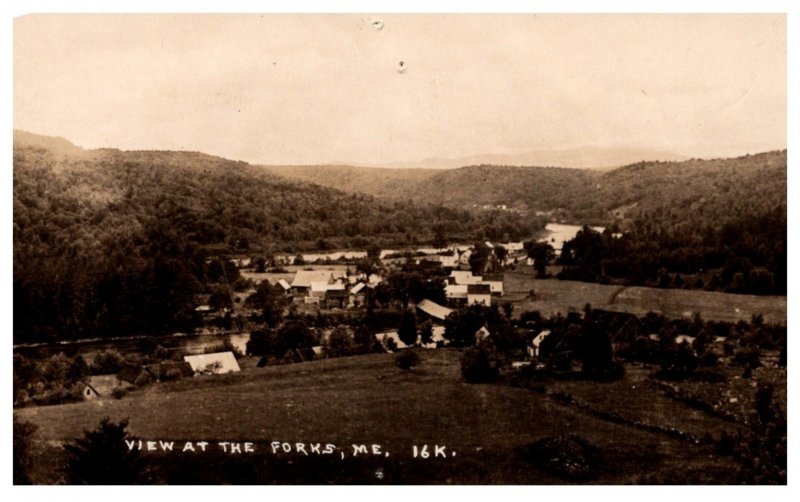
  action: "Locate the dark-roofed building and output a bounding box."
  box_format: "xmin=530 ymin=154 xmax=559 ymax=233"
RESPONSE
xmin=481 ymin=274 xmax=504 ymax=295
xmin=325 ymin=287 xmax=349 ymax=309
xmin=146 ymin=361 xmax=194 ymax=380
xmin=116 ymin=364 xmax=150 ymax=385
xmin=467 ymin=284 xmax=492 ymax=306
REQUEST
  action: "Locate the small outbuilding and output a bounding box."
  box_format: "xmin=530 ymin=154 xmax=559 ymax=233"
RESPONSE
xmin=77 ymin=382 xmax=101 ymax=400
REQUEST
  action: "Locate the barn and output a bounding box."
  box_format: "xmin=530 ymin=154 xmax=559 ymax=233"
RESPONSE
xmin=183 ymin=351 xmax=241 ymax=375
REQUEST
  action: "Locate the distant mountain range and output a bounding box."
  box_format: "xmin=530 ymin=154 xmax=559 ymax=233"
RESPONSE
xmin=373 ymin=146 xmax=689 ymax=170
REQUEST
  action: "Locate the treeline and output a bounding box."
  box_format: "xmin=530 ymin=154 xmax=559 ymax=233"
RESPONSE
xmin=552 ymin=151 xmax=786 ymax=295
xmin=556 ymin=205 xmax=786 ymax=295
xmin=13 ymin=138 xmax=544 ymax=343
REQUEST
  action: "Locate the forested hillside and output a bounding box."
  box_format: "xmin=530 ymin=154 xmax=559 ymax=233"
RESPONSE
xmin=264 ymin=164 xmax=599 ymax=214
xmin=264 ymin=152 xmax=786 ymax=228
xmin=562 ymin=151 xmax=788 ymax=223
xmin=554 ymin=152 xmax=787 ymax=295
xmin=261 ymin=165 xmax=439 ymax=200
xmin=13 ymin=133 xmax=544 ymax=343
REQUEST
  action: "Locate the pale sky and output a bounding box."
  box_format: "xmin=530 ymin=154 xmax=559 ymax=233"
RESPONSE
xmin=13 ymin=14 xmax=786 ymax=165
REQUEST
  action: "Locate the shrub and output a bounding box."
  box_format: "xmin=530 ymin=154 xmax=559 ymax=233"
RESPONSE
xmin=518 ymin=435 xmax=602 ymax=481
xmin=395 ymin=350 xmax=420 ymax=371
xmin=700 ymin=351 xmax=719 ymax=367
xmin=133 ymin=371 xmax=154 ymax=387
xmin=161 ymin=369 xmax=183 ymax=382
xmin=91 ymin=350 xmax=125 ymax=375
xmin=733 ymin=346 xmax=761 ymax=369
xmin=460 ymin=347 xmax=498 ymax=383
xmin=14 ymin=418 xmax=38 ymax=484
xmin=64 ymin=418 xmax=145 ymax=484
xmin=111 ymin=387 xmax=128 ymax=400
xmin=153 ymin=345 xmax=171 ymax=360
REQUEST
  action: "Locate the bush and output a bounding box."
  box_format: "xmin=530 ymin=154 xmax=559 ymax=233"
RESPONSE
xmin=518 ymin=435 xmax=602 ymax=481
xmin=14 ymin=418 xmax=38 ymax=484
xmin=91 ymin=350 xmax=125 ymax=375
xmin=32 ymin=384 xmax=78 ymax=406
xmin=733 ymin=346 xmax=761 ymax=369
xmin=111 ymin=387 xmax=128 ymax=400
xmin=133 ymin=371 xmax=154 ymax=387
xmin=460 ymin=347 xmax=498 ymax=383
xmin=64 ymin=418 xmax=145 ymax=484
xmin=161 ymin=369 xmax=183 ymax=382
xmin=394 ymin=350 xmax=420 ymax=371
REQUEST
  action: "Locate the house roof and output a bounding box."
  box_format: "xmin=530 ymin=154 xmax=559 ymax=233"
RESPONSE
xmin=291 ymin=270 xmax=333 ymax=288
xmin=116 ymin=364 xmax=147 ymax=384
xmin=445 ymin=284 xmax=468 ymax=297
xmin=277 ymin=279 xmax=291 ymax=290
xmin=481 ymin=274 xmax=504 ymax=282
xmin=147 ymin=361 xmax=194 ymax=378
xmin=416 ymin=299 xmax=453 ymax=321
xmin=449 ymin=270 xmax=480 ymax=285
xmin=77 ymin=381 xmax=100 ymax=396
xmin=531 ymin=330 xmax=551 ymax=348
xmin=183 ymin=352 xmax=241 ymax=374
xmin=374 ymin=331 xmax=407 ymax=351
xmin=311 ymin=281 xmax=330 ymax=293
xmin=467 ymin=284 xmax=492 ymax=295
xmin=351 ymin=282 xmax=366 ymax=294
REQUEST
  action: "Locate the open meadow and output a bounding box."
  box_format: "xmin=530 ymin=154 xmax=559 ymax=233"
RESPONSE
xmin=504 ymin=270 xmax=786 ymax=324
xmin=15 ymin=349 xmax=748 ymax=484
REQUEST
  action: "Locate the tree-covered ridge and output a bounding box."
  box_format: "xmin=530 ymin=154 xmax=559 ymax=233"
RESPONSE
xmin=549 ymin=151 xmax=787 ymax=296
xmin=567 ymin=150 xmax=787 ymax=223
xmin=263 ymin=151 xmax=786 ymax=229
xmin=13 ymin=135 xmax=544 ymax=343
xmin=264 ymin=163 xmax=598 ymax=213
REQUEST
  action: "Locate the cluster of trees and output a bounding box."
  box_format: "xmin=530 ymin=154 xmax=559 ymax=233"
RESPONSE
xmin=518 ymin=308 xmax=786 ymax=381
xmin=13 ymin=352 xmax=92 ymax=407
xmin=555 ymin=217 xmax=786 ymax=296
xmin=246 ymin=320 xmax=384 ymax=360
xmin=14 ymin=140 xmax=543 ymax=344
xmin=371 ymin=266 xmax=448 ymax=310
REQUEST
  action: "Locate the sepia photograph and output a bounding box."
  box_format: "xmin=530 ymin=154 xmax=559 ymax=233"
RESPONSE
xmin=9 ymin=6 xmax=789 ymax=487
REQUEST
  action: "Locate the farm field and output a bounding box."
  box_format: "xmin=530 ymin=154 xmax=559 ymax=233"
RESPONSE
xmin=16 ymin=349 xmax=742 ymax=484
xmin=503 ymin=271 xmax=786 ymax=324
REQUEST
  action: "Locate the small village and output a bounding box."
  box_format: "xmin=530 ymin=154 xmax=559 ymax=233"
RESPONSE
xmin=17 ymin=231 xmax=782 ymax=414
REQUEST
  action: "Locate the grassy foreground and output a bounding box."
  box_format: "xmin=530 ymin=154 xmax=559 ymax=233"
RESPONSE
xmin=16 ymin=349 xmax=743 ymax=484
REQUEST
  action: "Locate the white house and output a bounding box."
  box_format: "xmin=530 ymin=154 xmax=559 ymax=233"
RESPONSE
xmin=475 ymin=326 xmax=491 ymax=344
xmin=467 ymin=284 xmax=492 ymax=306
xmin=450 ymin=270 xmax=482 ymax=285
xmin=445 ymin=283 xmax=469 ymax=300
xmin=290 ymin=270 xmax=333 ymax=295
xmin=528 ymin=330 xmax=551 ymax=358
xmin=374 ymin=331 xmax=407 ymax=352
xmin=480 ymin=274 xmax=504 ymax=295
